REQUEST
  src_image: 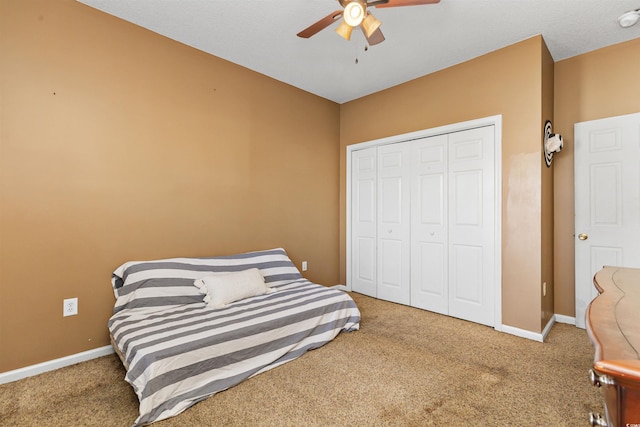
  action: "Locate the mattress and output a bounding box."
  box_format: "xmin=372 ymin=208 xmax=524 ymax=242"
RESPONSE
xmin=108 ymin=248 xmax=360 ymax=426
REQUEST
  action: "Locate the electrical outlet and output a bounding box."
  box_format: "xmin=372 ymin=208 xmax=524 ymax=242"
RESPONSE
xmin=63 ymin=298 xmax=78 ymax=317
xmin=302 ymin=261 xmax=308 ymax=272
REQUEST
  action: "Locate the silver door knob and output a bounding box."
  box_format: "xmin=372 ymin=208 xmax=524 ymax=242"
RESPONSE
xmin=578 ymin=233 xmax=588 ymax=240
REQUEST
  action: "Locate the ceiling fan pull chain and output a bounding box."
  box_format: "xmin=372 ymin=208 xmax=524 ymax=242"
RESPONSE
xmin=355 ymin=37 xmax=370 ymax=64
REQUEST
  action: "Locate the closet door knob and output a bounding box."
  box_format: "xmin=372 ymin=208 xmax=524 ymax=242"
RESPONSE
xmin=578 ymin=233 xmax=589 ymax=240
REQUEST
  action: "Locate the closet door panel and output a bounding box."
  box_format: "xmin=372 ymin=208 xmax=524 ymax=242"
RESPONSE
xmin=448 ymin=126 xmax=495 ymax=327
xmin=380 ymin=177 xmax=403 ymax=223
xmin=411 ymin=135 xmax=448 ymax=313
xmin=380 ymin=239 xmax=403 ymax=289
xmin=453 ymin=170 xmax=482 ymax=227
xmin=377 ymin=143 xmax=411 ymax=305
xmin=356 ymin=237 xmax=376 ymax=286
xmin=451 ymin=243 xmax=483 ymax=303
xmin=351 ymin=148 xmax=377 ymax=297
xmin=416 ymin=242 xmax=446 ymax=295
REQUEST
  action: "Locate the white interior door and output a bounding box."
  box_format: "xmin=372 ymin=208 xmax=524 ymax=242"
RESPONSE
xmin=377 ymin=143 xmax=411 ymax=305
xmin=574 ymin=112 xmax=640 ymax=329
xmin=410 ymin=134 xmax=449 ymax=313
xmin=351 ymin=147 xmax=377 ymax=297
xmin=447 ymin=126 xmax=495 ymax=327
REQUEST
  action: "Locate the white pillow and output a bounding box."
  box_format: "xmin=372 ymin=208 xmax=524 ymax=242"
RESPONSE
xmin=193 ymin=268 xmax=274 ymax=309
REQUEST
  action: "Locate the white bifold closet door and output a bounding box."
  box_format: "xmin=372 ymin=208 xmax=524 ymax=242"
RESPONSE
xmin=377 ymin=143 xmax=411 ymax=305
xmin=350 ymin=125 xmax=495 ymax=327
xmin=410 ymin=126 xmax=495 ymax=326
xmin=446 ymin=126 xmax=495 ymax=326
xmin=351 ymin=148 xmax=378 ymax=298
xmin=410 ymin=134 xmax=449 ymax=313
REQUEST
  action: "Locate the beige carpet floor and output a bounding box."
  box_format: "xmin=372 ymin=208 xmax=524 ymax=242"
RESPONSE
xmin=0 ymin=292 xmax=603 ymax=426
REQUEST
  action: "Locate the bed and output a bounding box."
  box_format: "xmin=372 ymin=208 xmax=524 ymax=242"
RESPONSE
xmin=108 ymin=248 xmax=360 ymax=426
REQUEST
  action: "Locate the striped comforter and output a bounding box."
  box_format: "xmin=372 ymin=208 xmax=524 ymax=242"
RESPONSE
xmin=108 ymin=248 xmax=360 ymax=426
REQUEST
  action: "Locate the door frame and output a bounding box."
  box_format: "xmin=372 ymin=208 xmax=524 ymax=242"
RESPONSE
xmin=346 ymin=115 xmax=503 ymax=331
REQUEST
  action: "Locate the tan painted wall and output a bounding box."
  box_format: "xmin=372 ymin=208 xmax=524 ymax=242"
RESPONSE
xmin=553 ymin=38 xmax=640 ymax=318
xmin=2 ymin=0 xmax=637 ymax=376
xmin=541 ymin=41 xmax=555 ymax=329
xmin=0 ymin=0 xmax=340 ymax=372
xmin=340 ymin=37 xmax=546 ymax=333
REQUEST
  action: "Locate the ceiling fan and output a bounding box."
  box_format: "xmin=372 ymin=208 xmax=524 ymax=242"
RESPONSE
xmin=297 ymin=0 xmax=441 ymax=45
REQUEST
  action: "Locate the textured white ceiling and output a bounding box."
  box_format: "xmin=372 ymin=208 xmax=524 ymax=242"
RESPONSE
xmin=77 ymin=0 xmax=640 ymax=104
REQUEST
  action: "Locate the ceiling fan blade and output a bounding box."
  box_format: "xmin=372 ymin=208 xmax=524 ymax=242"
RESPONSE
xmin=374 ymin=0 xmax=440 ymax=8
xmin=364 ymin=27 xmax=385 ymax=45
xmin=297 ymin=10 xmax=344 ymax=38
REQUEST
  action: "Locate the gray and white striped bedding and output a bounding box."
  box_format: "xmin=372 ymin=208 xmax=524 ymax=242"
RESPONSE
xmin=108 ymin=248 xmax=360 ymax=426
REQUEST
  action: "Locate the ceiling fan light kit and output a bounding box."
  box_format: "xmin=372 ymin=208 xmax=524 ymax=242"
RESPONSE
xmin=297 ymin=0 xmax=440 ymax=45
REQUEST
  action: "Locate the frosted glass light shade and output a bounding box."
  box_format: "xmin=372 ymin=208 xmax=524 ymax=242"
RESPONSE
xmin=336 ymin=20 xmax=354 ymax=40
xmin=362 ymin=12 xmax=381 ymax=37
xmin=344 ymin=1 xmax=365 ymax=27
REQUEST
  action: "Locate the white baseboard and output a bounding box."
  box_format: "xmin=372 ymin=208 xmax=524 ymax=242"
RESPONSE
xmin=0 ymin=311 xmax=580 ymax=385
xmin=0 ymin=345 xmax=114 ymax=385
xmin=554 ymin=314 xmax=576 ymax=325
xmin=330 ymin=284 xmax=350 ymax=292
xmin=501 ymin=313 xmax=579 ymax=343
xmin=541 ymin=316 xmax=555 ymax=341
xmin=501 ymin=324 xmax=546 ymax=342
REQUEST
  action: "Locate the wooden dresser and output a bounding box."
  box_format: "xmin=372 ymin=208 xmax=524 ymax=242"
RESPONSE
xmin=586 ymin=266 xmax=640 ymax=427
